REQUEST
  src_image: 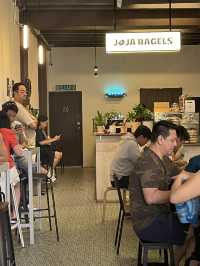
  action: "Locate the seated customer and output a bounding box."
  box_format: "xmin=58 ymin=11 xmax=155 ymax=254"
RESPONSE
xmin=171 ymin=155 xmax=200 ymax=266
xmin=2 ymin=101 xmax=47 ymax=176
xmin=172 ymin=125 xmax=190 ymax=169
xmin=2 ymin=101 xmax=28 ymax=147
xmin=36 ymin=115 xmax=63 ymax=181
xmin=0 ymin=111 xmax=24 ymax=218
xmin=130 ymin=120 xmax=195 ymax=265
xmin=110 ymin=125 xmax=152 ymax=188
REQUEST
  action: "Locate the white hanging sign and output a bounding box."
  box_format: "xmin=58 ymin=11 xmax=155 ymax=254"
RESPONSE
xmin=106 ymin=32 xmax=181 ymax=53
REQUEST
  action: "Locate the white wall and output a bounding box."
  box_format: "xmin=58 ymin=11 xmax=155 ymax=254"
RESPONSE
xmin=0 ymin=1 xmax=39 ymax=109
xmin=28 ymin=31 xmax=39 ymax=108
xmin=47 ymin=46 xmax=200 ymax=167
xmin=0 ymin=0 xmax=20 ymax=103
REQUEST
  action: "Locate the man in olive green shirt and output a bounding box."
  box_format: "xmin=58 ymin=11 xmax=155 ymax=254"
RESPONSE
xmin=130 ymin=120 xmax=193 ymax=265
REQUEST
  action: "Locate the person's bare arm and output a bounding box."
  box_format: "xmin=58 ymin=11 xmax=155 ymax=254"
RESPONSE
xmin=170 ymin=172 xmax=200 ymax=204
xmin=143 ymin=188 xmax=171 ymax=205
xmin=0 ymin=134 xmax=8 ymax=162
xmin=39 ymin=135 xmax=60 ymax=145
xmin=13 ymin=144 xmax=24 ymax=157
xmin=28 ymin=121 xmax=37 ymax=129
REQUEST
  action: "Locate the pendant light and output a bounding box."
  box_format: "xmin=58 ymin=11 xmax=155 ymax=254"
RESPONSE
xmin=93 ymin=46 xmax=98 ymax=76
xmin=93 ymin=27 xmax=98 ymax=76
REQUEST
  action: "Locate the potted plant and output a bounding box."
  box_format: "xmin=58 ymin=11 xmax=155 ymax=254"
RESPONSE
xmin=104 ymin=111 xmax=123 ymax=133
xmin=93 ymin=111 xmax=106 ymax=133
xmin=132 ymin=104 xmax=153 ymax=130
xmin=125 ymin=111 xmax=135 ymax=132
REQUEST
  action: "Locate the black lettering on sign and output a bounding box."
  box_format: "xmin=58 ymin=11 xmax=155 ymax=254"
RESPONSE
xmin=151 ymin=38 xmax=157 ymax=45
xmin=144 ymin=39 xmax=150 ymax=45
xmin=168 ymin=37 xmax=173 ymax=45
xmin=114 ymin=39 xmax=118 ymax=46
xmin=157 ymin=38 xmax=162 ymax=45
xmin=119 ymin=40 xmax=125 ymax=45
xmin=138 ymin=39 xmax=143 ymax=45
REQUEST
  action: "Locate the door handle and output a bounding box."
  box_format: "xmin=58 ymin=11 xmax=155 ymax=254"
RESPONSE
xmin=76 ymin=122 xmax=81 ymax=125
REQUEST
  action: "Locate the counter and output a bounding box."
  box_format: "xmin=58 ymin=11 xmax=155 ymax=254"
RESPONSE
xmin=96 ymin=134 xmax=122 ymax=201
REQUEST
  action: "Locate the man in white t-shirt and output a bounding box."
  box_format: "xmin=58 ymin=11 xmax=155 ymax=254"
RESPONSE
xmin=12 ymin=82 xmax=37 ymax=148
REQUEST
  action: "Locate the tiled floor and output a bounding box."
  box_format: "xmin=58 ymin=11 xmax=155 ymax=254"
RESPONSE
xmin=14 ymin=167 xmax=156 ymax=266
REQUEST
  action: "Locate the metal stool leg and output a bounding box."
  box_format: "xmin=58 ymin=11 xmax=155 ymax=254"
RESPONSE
xmin=11 ymin=185 xmax=25 ymax=248
xmin=114 ymin=207 xmax=122 ymax=246
xmin=142 ymin=246 xmax=148 ymax=266
xmin=169 ymin=246 xmax=175 ymax=266
xmin=116 ymin=211 xmax=125 ymax=255
xmin=46 ymin=181 xmax=52 ymax=231
xmin=164 ymin=249 xmax=168 ymax=265
xmin=102 ymin=188 xmax=113 ymax=223
xmin=137 ymin=242 xmax=142 ymax=266
xmin=50 ymin=181 xmax=59 ymax=241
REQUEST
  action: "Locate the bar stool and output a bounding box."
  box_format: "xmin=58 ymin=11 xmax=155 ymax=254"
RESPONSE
xmin=22 ymin=148 xmax=59 ymax=242
xmin=33 ymin=172 xmax=60 ymax=241
xmin=137 ymin=239 xmax=175 ymax=266
xmin=102 ymin=185 xmax=128 ymax=223
xmin=0 ymin=163 xmax=24 ymax=247
xmin=0 ymin=193 xmax=16 ymax=266
xmin=114 ymin=177 xmax=129 ymax=255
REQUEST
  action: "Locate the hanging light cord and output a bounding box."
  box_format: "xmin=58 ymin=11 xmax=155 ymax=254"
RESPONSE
xmin=94 ymin=46 xmax=97 ymax=66
xmin=169 ymin=0 xmax=172 ymax=31
xmin=113 ymin=0 xmax=117 ymax=31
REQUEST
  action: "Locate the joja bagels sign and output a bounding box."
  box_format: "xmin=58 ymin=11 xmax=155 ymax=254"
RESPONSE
xmin=106 ymin=32 xmax=181 ymax=53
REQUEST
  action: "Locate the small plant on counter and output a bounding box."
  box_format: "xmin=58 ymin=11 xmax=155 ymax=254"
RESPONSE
xmin=126 ymin=111 xmax=135 ymax=122
xmin=104 ymin=111 xmax=123 ymax=121
xmin=132 ymin=104 xmax=153 ymax=122
xmin=93 ymin=111 xmax=106 ymax=133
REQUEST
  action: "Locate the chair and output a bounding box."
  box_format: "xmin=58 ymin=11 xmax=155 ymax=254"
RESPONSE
xmin=137 ymin=239 xmax=175 ymax=266
xmin=114 ymin=176 xmax=129 ymax=255
xmin=102 ymin=185 xmax=128 ymax=223
xmin=0 ymin=192 xmax=16 ymax=266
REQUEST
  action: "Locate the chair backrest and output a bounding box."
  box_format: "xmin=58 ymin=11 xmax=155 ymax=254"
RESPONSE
xmin=113 ymin=176 xmax=126 ymax=213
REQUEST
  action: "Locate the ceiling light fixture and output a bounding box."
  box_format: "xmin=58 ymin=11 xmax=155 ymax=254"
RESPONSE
xmin=23 ymin=25 xmax=29 ymax=49
xmin=38 ymin=44 xmax=44 ymax=65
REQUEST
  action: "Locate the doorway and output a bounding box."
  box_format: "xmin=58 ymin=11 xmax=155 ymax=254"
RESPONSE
xmin=49 ymin=91 xmax=83 ymax=166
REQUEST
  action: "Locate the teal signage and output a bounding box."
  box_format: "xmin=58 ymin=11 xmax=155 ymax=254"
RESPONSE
xmin=104 ymin=86 xmax=126 ymax=98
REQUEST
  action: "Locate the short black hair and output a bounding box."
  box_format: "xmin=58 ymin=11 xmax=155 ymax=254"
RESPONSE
xmin=134 ymin=125 xmax=152 ymax=140
xmin=37 ymin=114 xmax=48 ymax=128
xmin=38 ymin=114 xmax=48 ymax=123
xmin=0 ymin=111 xmax=11 ymax=129
xmin=12 ymin=82 xmax=25 ymax=94
xmin=2 ymin=101 xmax=18 ymax=114
xmin=176 ymin=125 xmax=190 ymax=141
xmin=151 ymin=120 xmax=177 ymax=143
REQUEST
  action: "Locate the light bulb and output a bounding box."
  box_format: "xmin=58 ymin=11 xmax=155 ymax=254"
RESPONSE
xmin=23 ymin=25 xmax=29 ymax=49
xmin=94 ymin=65 xmax=98 ymax=76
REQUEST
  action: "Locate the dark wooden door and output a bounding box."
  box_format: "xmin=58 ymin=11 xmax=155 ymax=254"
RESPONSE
xmin=49 ymin=91 xmax=83 ymax=166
